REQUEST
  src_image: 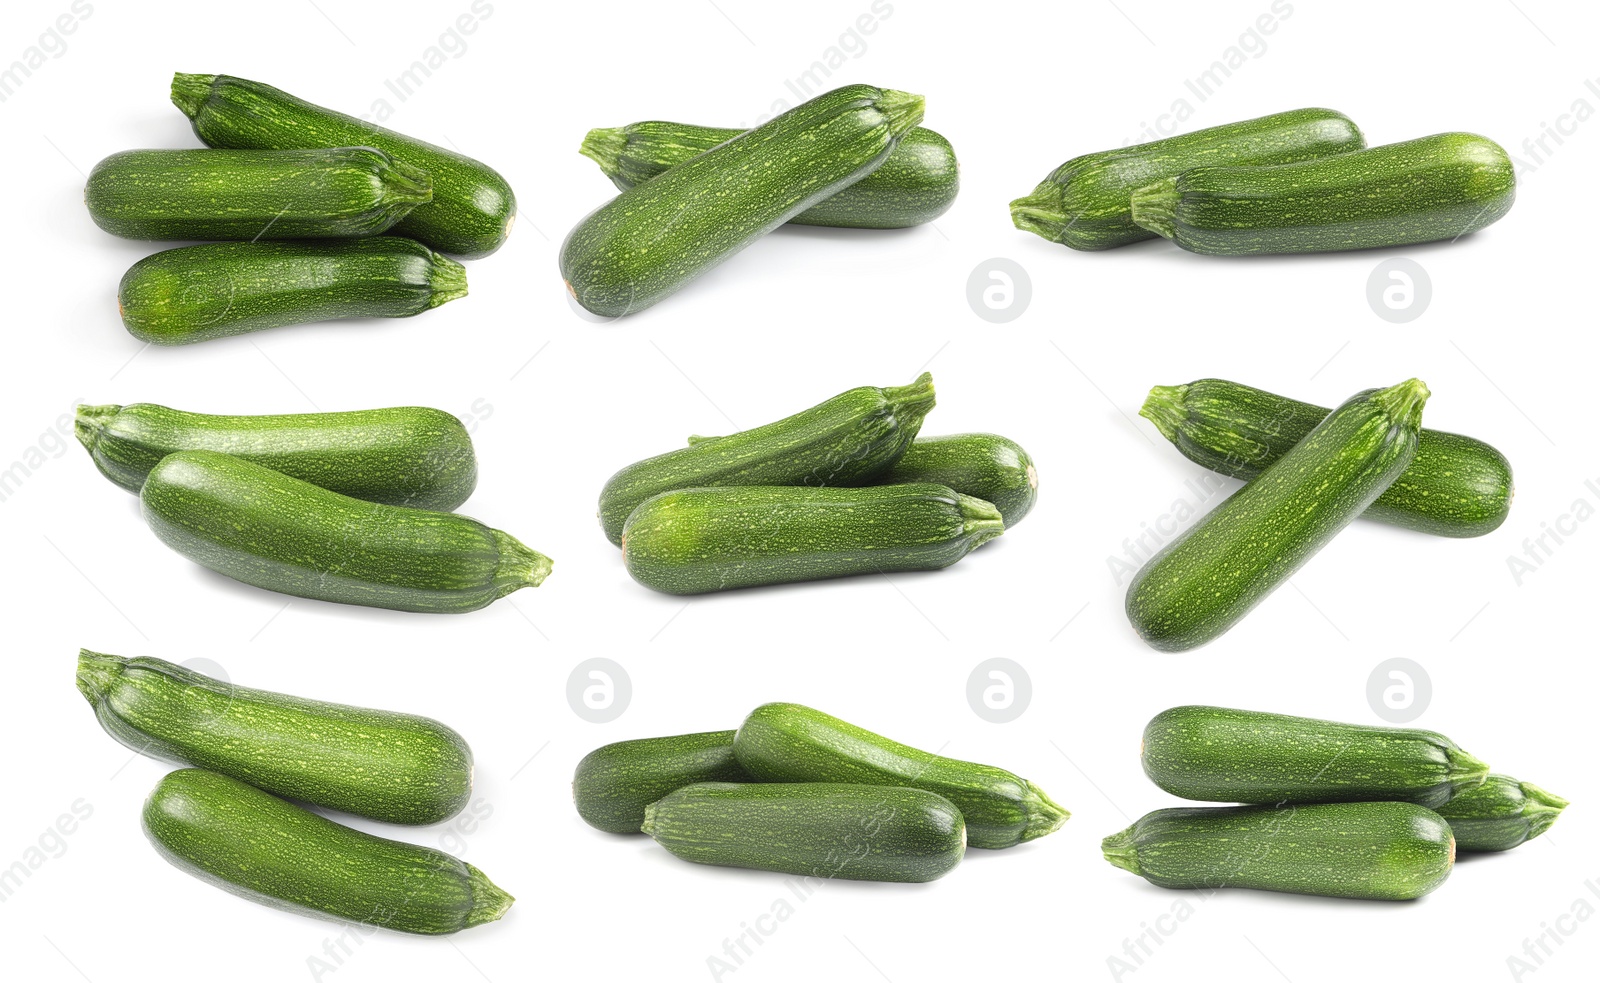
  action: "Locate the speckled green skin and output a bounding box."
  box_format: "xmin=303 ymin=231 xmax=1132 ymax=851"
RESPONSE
xmin=573 ymin=730 xmax=752 ymax=834
xmin=642 ymin=782 xmax=965 ymax=883
xmin=1131 ymin=132 xmax=1515 ymax=254
xmin=84 ymin=147 xmax=431 ymax=240
xmin=78 ymin=650 xmax=471 ymax=825
xmin=143 ymin=769 xmax=512 ymax=933
xmin=75 ymin=403 xmax=477 ymax=510
xmin=1010 ymin=108 xmax=1364 ymax=250
xmin=622 ymin=484 xmax=1002 ymax=596
xmin=170 ymin=73 xmax=515 ymax=258
xmin=733 ymin=703 xmax=1067 ymax=849
xmin=117 ymin=237 xmax=467 ymax=345
xmin=1141 ymin=379 xmax=1513 ymax=538
xmin=1126 ymin=379 xmax=1429 ymax=652
xmin=879 ymin=433 xmax=1038 ymax=527
xmin=598 ymin=373 xmax=935 ymax=546
xmin=1102 ymin=802 xmax=1455 ymax=901
xmin=560 ymin=85 xmax=924 ymax=316
xmin=581 ymin=123 xmax=958 ymax=229
xmin=138 ymin=451 xmax=550 ymax=613
xmin=1140 ymin=706 xmax=1489 ymax=809
xmin=1436 ymin=775 xmax=1568 ymax=851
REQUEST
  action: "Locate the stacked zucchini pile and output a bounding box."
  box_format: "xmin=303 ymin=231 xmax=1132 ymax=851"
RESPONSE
xmin=1122 ymin=378 xmax=1513 ymax=650
xmin=596 ymin=373 xmax=1036 ymax=593
xmin=1104 ymin=706 xmax=1566 ymax=901
xmin=74 ymin=402 xmax=551 ymax=612
xmin=575 ymin=703 xmax=1069 ymax=882
xmin=86 ymin=73 xmax=515 ymax=344
xmin=76 ymin=650 xmax=514 ymax=934
xmin=563 ymin=84 xmax=959 ymax=316
xmin=1010 ymin=108 xmax=1514 ymax=254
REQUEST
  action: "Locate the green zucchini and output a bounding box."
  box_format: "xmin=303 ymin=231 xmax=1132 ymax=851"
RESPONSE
xmin=1435 ymin=775 xmax=1568 ymax=852
xmin=118 ymin=238 xmax=467 ymax=346
xmin=171 ymin=73 xmax=515 ymax=258
xmin=580 ymin=122 xmax=958 ymax=229
xmin=1141 ymin=705 xmax=1489 ymax=809
xmin=642 ymin=782 xmax=965 ymax=883
xmin=1141 ymin=379 xmax=1512 ymax=538
xmin=877 ymin=433 xmax=1038 ymax=527
xmin=597 ymin=373 xmax=935 ymax=546
xmin=1102 ymin=802 xmax=1454 ymax=901
xmin=732 ymin=702 xmax=1067 ymax=850
xmin=1010 ymin=108 xmax=1365 ymax=250
xmin=622 ymin=484 xmax=1002 ymax=595
xmin=573 ymin=731 xmax=753 ymax=834
xmin=1126 ymin=378 xmax=1429 ymax=652
xmin=561 ymin=84 xmax=924 ymax=316
xmin=143 ymin=768 xmax=512 ymax=933
xmin=1130 ymin=133 xmax=1515 ymax=254
xmin=138 ymin=450 xmax=550 ymax=613
xmin=77 ymin=650 xmax=470 ymax=825
xmin=685 ymin=431 xmax=1039 ymax=528
xmin=85 ymin=147 xmax=432 ymax=241
xmin=75 ymin=402 xmax=477 ymax=511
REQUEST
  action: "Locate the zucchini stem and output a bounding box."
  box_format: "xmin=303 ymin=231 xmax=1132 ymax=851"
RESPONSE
xmin=463 ymin=862 xmax=515 ymax=928
xmin=1021 ymin=781 xmax=1071 ymax=842
xmin=1137 ymin=385 xmax=1189 ymax=444
xmin=169 ymin=72 xmax=217 ymax=119
xmin=492 ymin=530 xmax=554 ymax=594
xmin=1371 ymin=378 xmax=1431 ymax=432
xmin=1100 ymin=827 xmax=1141 ymax=875
xmin=1129 ymin=177 xmax=1180 ymax=240
xmin=874 ymin=89 xmax=926 ymax=140
xmin=883 ymin=371 xmax=936 ymax=421
xmin=73 ymin=403 xmax=121 ymax=454
xmin=578 ymin=127 xmax=628 ymax=179
xmin=75 ymin=648 xmax=126 ymax=705
xmin=1008 ymin=187 xmax=1072 ymax=243
xmin=1444 ymin=745 xmax=1490 ymax=790
xmin=427 ymin=254 xmax=470 ymax=308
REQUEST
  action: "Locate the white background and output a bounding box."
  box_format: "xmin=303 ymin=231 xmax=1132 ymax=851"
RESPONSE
xmin=1 ymin=1 xmax=1597 ymax=981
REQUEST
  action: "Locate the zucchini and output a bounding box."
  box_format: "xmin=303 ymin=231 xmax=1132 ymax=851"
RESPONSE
xmin=573 ymin=731 xmax=753 ymax=834
xmin=138 ymin=450 xmax=551 ymax=613
xmin=878 ymin=433 xmax=1038 ymax=527
xmin=170 ymin=73 xmax=515 ymax=258
xmin=77 ymin=650 xmax=470 ymax=825
xmin=1010 ymin=108 xmax=1364 ymax=250
xmin=75 ymin=402 xmax=477 ymax=511
xmin=84 ymin=147 xmax=431 ymax=241
xmin=642 ymin=782 xmax=965 ymax=883
xmin=1102 ymin=802 xmax=1454 ymax=901
xmin=117 ymin=238 xmax=467 ymax=346
xmin=561 ymin=84 xmax=924 ymax=316
xmin=1435 ymin=775 xmax=1568 ymax=852
xmin=1126 ymin=378 xmax=1429 ymax=652
xmin=732 ymin=702 xmax=1067 ymax=849
xmin=597 ymin=373 xmax=935 ymax=546
xmin=622 ymin=484 xmax=1002 ymax=595
xmin=1130 ymin=133 xmax=1515 ymax=254
xmin=1141 ymin=379 xmax=1513 ymax=538
xmin=143 ymin=769 xmax=512 ymax=933
xmin=1141 ymin=705 xmax=1489 ymax=809
xmin=580 ymin=122 xmax=958 ymax=229
xmin=685 ymin=431 xmax=1039 ymax=527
